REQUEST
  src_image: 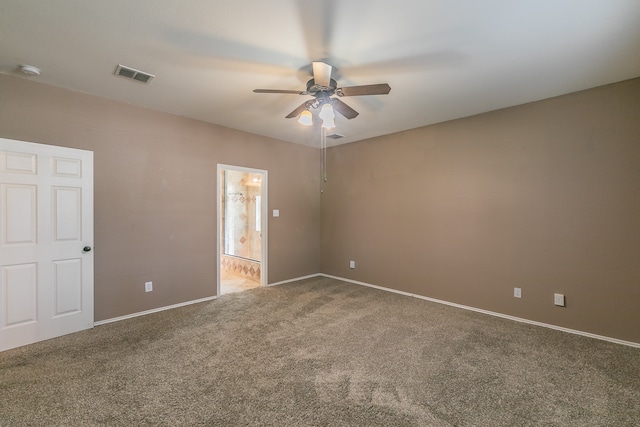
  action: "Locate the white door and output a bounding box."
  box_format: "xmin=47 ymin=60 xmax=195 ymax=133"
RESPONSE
xmin=0 ymin=138 xmax=93 ymax=352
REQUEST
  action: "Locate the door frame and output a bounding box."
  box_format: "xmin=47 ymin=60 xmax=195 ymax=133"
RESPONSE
xmin=216 ymin=164 xmax=268 ymax=295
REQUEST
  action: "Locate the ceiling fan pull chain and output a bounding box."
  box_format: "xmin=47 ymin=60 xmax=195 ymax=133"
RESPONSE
xmin=321 ymin=126 xmax=325 ymax=193
xmin=320 ymin=126 xmax=327 ymax=193
xmin=322 ymin=126 xmax=327 ymax=184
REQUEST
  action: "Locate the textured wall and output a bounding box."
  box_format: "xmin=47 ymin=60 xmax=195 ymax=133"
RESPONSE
xmin=321 ymin=78 xmax=640 ymax=343
xmin=0 ymin=74 xmax=321 ymax=321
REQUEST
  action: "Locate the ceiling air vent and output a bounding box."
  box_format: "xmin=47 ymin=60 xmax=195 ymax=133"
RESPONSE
xmin=114 ymin=64 xmax=155 ymax=84
xmin=326 ymin=133 xmax=345 ymax=140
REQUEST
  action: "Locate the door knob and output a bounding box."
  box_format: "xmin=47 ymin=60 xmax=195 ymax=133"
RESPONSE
xmin=82 ymin=246 xmax=92 ymax=253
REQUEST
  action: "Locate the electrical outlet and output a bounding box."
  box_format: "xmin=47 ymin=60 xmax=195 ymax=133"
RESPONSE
xmin=514 ymin=287 xmax=522 ymax=298
xmin=349 ymin=260 xmax=355 ymax=269
xmin=554 ymin=293 xmax=565 ymax=307
xmin=145 ymin=281 xmax=153 ymax=292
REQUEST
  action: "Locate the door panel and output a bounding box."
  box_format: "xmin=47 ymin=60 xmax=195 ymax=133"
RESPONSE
xmin=2 ymin=263 xmax=38 ymax=326
xmin=53 ymin=258 xmax=82 ymax=316
xmin=0 ymin=138 xmax=93 ymax=351
xmin=52 ymin=157 xmax=81 ymax=177
xmin=53 ymin=186 xmax=82 ymax=241
xmin=2 ymin=184 xmax=37 ymax=245
xmin=2 ymin=151 xmax=37 ymax=174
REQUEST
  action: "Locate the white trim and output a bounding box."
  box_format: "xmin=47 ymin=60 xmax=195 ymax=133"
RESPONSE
xmin=93 ymin=296 xmax=217 ymax=326
xmin=93 ymin=273 xmax=639 ymax=348
xmin=320 ymin=274 xmax=640 ymax=349
xmin=93 ymin=274 xmax=319 ymax=326
xmin=267 ymin=273 xmax=322 ymax=287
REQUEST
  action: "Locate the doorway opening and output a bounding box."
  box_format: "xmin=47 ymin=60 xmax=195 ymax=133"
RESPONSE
xmin=217 ymin=164 xmax=267 ymax=295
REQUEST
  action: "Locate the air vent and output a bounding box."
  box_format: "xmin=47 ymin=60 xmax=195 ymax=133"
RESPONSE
xmin=326 ymin=133 xmax=345 ymax=140
xmin=114 ymin=64 xmax=155 ymax=84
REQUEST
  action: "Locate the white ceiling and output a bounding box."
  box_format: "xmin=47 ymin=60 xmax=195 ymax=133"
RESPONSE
xmin=1 ymin=0 xmax=639 ymax=147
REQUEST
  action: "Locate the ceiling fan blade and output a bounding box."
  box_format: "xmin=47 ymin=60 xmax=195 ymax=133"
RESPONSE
xmin=285 ymin=102 xmax=310 ymax=119
xmin=253 ymin=89 xmax=306 ymax=95
xmin=338 ymin=83 xmax=391 ymax=96
xmin=331 ymin=98 xmax=359 ymax=119
xmin=312 ymin=61 xmax=332 ymax=87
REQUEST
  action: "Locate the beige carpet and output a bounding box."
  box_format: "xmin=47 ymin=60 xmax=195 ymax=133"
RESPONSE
xmin=1 ymin=276 xmax=638 ymax=426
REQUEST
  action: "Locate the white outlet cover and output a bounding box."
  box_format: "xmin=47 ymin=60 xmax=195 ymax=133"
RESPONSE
xmin=145 ymin=281 xmax=153 ymax=292
xmin=349 ymin=261 xmax=355 ymax=269
xmin=554 ymin=293 xmax=565 ymax=306
xmin=514 ymin=287 xmax=522 ymax=298
xmin=273 ymin=209 xmax=280 ymax=217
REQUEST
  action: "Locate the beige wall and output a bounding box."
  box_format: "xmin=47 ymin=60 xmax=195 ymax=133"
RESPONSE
xmin=321 ymin=78 xmax=640 ymax=343
xmin=2 ymin=73 xmax=638 ymax=343
xmin=0 ymin=74 xmax=320 ymax=321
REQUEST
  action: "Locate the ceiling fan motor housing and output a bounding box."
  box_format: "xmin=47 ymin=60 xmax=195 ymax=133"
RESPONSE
xmin=306 ymin=78 xmax=337 ymax=97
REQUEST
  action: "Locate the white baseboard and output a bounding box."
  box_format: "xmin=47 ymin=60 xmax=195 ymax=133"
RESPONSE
xmin=320 ymin=274 xmax=640 ymax=349
xmin=267 ymin=273 xmax=322 ymax=287
xmin=93 ymin=295 xmax=218 ymax=326
xmin=93 ymin=273 xmax=323 ymax=327
xmin=93 ymin=274 xmax=639 ymax=348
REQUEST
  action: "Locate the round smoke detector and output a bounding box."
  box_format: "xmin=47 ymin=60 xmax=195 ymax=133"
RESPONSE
xmin=20 ymin=65 xmax=41 ymax=76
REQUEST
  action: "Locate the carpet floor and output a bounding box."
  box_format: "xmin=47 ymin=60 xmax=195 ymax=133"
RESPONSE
xmin=1 ymin=276 xmax=639 ymax=426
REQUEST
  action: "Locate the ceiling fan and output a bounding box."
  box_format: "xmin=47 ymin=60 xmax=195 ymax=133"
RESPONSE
xmin=253 ymin=61 xmax=391 ymax=122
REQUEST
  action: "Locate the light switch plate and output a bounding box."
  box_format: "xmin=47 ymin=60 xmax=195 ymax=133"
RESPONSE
xmin=273 ymin=209 xmax=280 ymax=217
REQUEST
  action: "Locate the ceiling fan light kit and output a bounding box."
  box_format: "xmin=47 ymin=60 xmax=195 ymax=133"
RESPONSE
xmin=253 ymin=60 xmax=391 ymax=192
xmin=321 ymin=116 xmax=335 ymax=130
xmin=319 ymin=103 xmax=336 ymax=129
xmin=319 ymin=103 xmax=334 ymax=120
xmin=253 ymin=61 xmax=391 ymax=123
xmin=297 ymin=110 xmax=313 ymax=126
